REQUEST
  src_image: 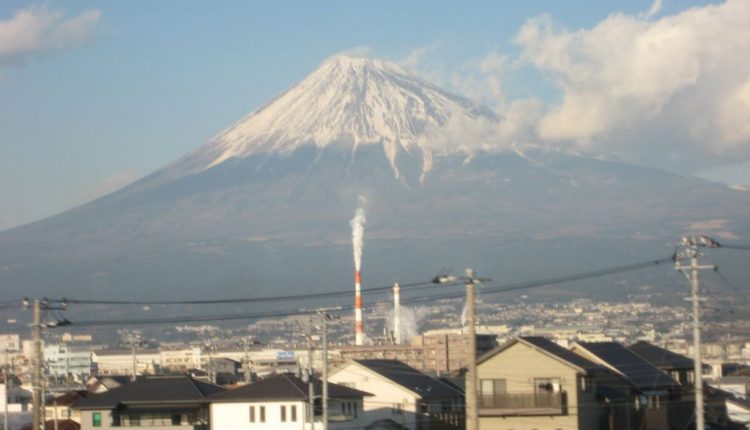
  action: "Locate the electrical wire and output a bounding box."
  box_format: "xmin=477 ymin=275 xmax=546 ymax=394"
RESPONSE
xmin=65 ymin=255 xmax=675 ymax=327
xmin=63 ymin=280 xmax=448 ymax=306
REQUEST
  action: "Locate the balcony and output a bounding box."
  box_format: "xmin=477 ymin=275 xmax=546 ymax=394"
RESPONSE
xmin=479 ymin=392 xmax=567 ymax=416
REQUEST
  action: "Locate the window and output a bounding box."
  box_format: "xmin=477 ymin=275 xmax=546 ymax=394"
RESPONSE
xmin=92 ymin=412 xmax=101 ymax=427
xmin=291 ymin=405 xmax=297 ymax=422
xmin=480 ymin=379 xmax=506 ymax=407
xmin=249 ymin=406 xmax=255 ymax=423
xmin=260 ymin=406 xmax=266 ymax=423
xmin=534 ymin=378 xmax=561 ymax=393
xmin=480 ymin=379 xmax=506 ymax=396
xmin=353 ymin=402 xmax=358 ymax=419
xmin=281 ymin=405 xmax=287 ymax=422
xmin=579 ymin=375 xmax=591 ymax=392
xmin=172 ymin=414 xmax=181 ymax=425
xmin=392 ymin=403 xmax=402 ymax=415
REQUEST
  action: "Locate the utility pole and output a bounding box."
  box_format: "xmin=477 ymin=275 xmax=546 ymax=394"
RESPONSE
xmin=22 ymin=298 xmax=68 ymax=430
xmin=675 ymin=235 xmax=717 ymax=430
xmin=64 ymin=342 xmax=70 ymax=391
xmin=321 ymin=314 xmax=329 ymax=430
xmin=306 ymin=317 xmax=315 ymax=430
xmin=4 ymin=348 xmax=9 ymax=430
xmin=316 ymin=308 xmax=340 ymax=430
xmin=124 ymin=331 xmax=142 ymax=382
xmin=433 ymin=269 xmax=488 ymax=430
xmin=32 ymin=299 xmax=42 ymax=430
xmin=464 ymin=269 xmax=479 ymax=430
xmin=243 ymin=338 xmax=253 ymax=384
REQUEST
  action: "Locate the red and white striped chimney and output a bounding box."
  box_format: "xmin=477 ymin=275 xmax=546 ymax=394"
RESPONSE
xmin=355 ymin=270 xmax=364 ymax=345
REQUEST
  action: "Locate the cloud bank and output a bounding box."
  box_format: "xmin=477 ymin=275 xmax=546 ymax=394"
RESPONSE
xmin=0 ymin=5 xmax=100 ymax=74
xmin=406 ymin=0 xmax=750 ymax=172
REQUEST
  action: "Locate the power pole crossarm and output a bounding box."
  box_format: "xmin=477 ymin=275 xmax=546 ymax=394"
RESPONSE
xmin=675 ymin=236 xmax=716 ymax=430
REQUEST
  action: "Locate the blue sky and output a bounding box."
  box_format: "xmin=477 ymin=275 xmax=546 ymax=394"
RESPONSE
xmin=1 ymin=0 xmax=747 ymax=231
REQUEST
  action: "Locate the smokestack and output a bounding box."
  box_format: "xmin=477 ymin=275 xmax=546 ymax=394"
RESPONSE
xmin=393 ymin=283 xmax=401 ymax=345
xmin=355 ymin=270 xmax=364 ymax=345
xmin=350 ymin=204 xmax=366 ymax=346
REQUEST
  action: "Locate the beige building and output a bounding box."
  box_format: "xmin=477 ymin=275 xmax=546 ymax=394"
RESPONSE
xmin=477 ymin=337 xmax=635 ymax=430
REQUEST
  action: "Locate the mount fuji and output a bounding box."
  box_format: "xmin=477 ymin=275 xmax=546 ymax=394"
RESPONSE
xmin=1 ymin=55 xmax=749 ymax=303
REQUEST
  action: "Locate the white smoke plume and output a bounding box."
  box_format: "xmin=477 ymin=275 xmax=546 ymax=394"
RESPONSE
xmin=387 ymin=305 xmax=426 ymax=342
xmin=350 ymin=202 xmax=366 ymax=272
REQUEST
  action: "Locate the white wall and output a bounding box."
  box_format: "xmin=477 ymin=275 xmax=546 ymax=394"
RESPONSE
xmin=210 ymin=400 xmax=365 ymax=430
xmin=329 ymin=363 xmax=419 ymax=429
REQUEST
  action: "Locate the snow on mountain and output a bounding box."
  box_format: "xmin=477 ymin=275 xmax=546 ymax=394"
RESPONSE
xmin=181 ymin=55 xmax=500 ymax=179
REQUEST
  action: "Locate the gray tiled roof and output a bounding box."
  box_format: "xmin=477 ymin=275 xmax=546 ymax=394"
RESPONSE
xmin=73 ymin=375 xmax=224 ymax=409
xmin=209 ymin=373 xmax=370 ymax=402
xmin=355 ymin=360 xmax=463 ymax=399
xmin=521 ymin=337 xmax=602 ymax=373
xmin=627 ymin=341 xmax=695 ymax=370
xmin=577 ymin=342 xmax=679 ymax=390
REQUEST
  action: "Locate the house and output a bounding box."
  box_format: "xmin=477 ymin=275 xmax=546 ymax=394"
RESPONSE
xmin=476 ymin=336 xmax=635 ymax=430
xmin=85 ymin=375 xmax=131 ymax=394
xmin=328 ymin=359 xmax=464 ymax=430
xmin=208 ymin=372 xmax=371 ymax=430
xmin=628 ymin=341 xmax=697 ymax=386
xmin=46 ymin=390 xmax=89 ymax=423
xmin=571 ymin=341 xmax=682 ymax=430
xmin=72 ymin=375 xmax=224 ymax=430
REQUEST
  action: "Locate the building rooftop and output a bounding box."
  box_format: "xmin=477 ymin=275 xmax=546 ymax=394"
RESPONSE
xmin=353 ymin=359 xmax=463 ymax=399
xmin=74 ymin=375 xmax=224 ymax=409
xmin=209 ymin=373 xmax=370 ymax=402
xmin=521 ymin=337 xmax=603 ymax=373
xmin=576 ymin=342 xmax=679 ymax=390
xmin=628 ymin=341 xmax=696 ymax=370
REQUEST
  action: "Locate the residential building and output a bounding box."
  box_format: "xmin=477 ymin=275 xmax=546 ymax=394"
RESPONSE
xmin=571 ymin=341 xmax=682 ymax=430
xmin=72 ymin=375 xmax=224 ymax=430
xmin=477 ymin=336 xmax=635 ymax=430
xmin=46 ymin=390 xmax=89 ymax=423
xmin=627 ymin=341 xmax=696 ymax=386
xmin=209 ymin=372 xmax=371 ymax=430
xmin=85 ymin=376 xmax=130 ymax=394
xmin=329 ymin=359 xmax=464 ymax=430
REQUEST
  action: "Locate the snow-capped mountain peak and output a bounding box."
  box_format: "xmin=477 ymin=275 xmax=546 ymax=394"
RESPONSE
xmin=184 ymin=55 xmax=499 ymax=178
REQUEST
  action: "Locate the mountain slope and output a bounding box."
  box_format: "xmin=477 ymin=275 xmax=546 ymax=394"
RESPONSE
xmin=0 ymin=56 xmax=748 ymax=304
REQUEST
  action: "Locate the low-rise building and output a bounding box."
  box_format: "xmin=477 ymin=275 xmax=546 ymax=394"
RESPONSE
xmin=329 ymin=359 xmax=464 ymax=430
xmin=477 ymin=336 xmax=635 ymax=430
xmin=209 ymin=373 xmax=371 ymax=430
xmin=72 ymin=375 xmax=224 ymax=430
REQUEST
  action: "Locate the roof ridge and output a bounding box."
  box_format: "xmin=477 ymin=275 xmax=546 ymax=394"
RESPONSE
xmin=281 ymin=373 xmax=309 ymax=398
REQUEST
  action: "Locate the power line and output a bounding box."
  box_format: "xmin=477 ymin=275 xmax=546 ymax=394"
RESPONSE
xmin=63 ymin=255 xmax=675 ymax=327
xmin=63 ymin=280 xmax=442 ymax=306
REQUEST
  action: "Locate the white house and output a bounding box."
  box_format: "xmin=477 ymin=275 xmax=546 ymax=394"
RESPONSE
xmin=328 ymin=359 xmax=464 ymax=430
xmin=209 ymin=373 xmax=371 ymax=430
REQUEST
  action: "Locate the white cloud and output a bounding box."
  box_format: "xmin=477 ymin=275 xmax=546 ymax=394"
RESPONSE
xmin=644 ymin=0 xmax=663 ymax=19
xmin=0 ymin=5 xmax=100 ymax=73
xmin=511 ymin=0 xmax=750 ymax=168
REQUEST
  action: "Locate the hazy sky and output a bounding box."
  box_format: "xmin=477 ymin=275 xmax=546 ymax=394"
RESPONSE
xmin=1 ymin=0 xmax=747 ymax=231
